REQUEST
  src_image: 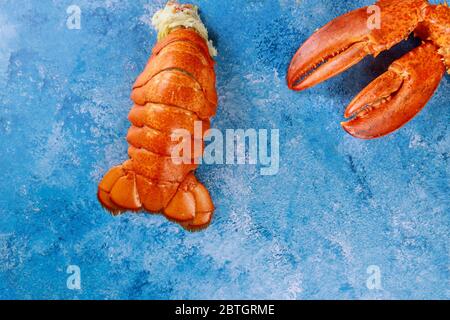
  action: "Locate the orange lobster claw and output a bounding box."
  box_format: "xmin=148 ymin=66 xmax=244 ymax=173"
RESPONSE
xmin=342 ymin=43 xmax=445 ymax=139
xmin=287 ymin=0 xmax=430 ymax=91
xmin=287 ymin=0 xmax=449 ymax=139
xmin=287 ymin=7 xmax=372 ymax=91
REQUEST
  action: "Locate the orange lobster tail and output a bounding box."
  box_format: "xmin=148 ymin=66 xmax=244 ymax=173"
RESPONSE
xmin=98 ymin=28 xmax=217 ymax=230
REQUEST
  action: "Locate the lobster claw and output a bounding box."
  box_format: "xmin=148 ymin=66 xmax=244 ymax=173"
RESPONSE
xmin=342 ymin=42 xmax=445 ymax=139
xmin=287 ymin=7 xmax=372 ymax=91
xmin=287 ymin=0 xmax=431 ymax=91
xmin=287 ymin=0 xmax=448 ymax=139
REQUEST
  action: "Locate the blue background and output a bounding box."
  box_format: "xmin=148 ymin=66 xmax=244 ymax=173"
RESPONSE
xmin=0 ymin=0 xmax=448 ymax=300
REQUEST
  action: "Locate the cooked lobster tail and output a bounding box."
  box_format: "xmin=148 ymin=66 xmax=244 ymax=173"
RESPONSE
xmin=98 ymin=2 xmax=217 ymax=230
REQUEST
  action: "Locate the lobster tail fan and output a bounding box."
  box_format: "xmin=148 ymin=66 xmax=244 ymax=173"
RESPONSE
xmin=164 ymin=173 xmax=215 ymax=230
xmin=98 ymin=166 xmax=215 ymax=230
xmin=97 ymin=165 xmax=141 ymax=213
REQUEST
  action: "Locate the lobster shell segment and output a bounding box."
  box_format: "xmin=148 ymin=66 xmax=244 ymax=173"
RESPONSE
xmin=415 ymin=4 xmax=450 ymax=73
xmin=133 ymin=29 xmax=217 ymax=109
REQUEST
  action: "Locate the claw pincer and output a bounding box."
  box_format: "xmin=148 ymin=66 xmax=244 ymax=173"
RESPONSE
xmin=342 ymin=42 xmax=445 ymax=139
xmin=288 ymin=0 xmax=450 ymax=139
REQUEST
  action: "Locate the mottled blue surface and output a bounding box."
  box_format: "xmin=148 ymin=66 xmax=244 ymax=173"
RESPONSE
xmin=0 ymin=0 xmax=448 ymax=300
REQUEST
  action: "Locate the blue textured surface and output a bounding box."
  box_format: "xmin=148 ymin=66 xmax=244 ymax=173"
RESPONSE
xmin=0 ymin=0 xmax=448 ymax=300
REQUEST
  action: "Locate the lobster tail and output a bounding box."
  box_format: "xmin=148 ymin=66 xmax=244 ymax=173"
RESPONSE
xmin=98 ymin=2 xmax=217 ymax=230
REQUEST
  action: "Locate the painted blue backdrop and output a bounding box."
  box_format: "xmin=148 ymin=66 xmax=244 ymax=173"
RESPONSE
xmin=0 ymin=0 xmax=448 ymax=299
